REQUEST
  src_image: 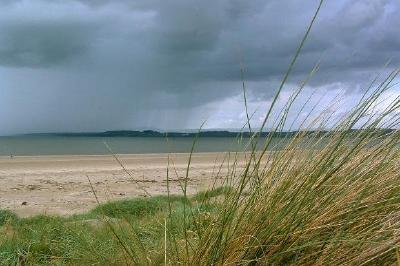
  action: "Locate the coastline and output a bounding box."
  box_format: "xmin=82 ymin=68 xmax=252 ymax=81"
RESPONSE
xmin=0 ymin=152 xmax=248 ymax=217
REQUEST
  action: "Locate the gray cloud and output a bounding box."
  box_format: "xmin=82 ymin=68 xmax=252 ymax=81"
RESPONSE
xmin=0 ymin=0 xmax=399 ymax=134
xmin=0 ymin=21 xmax=99 ymax=67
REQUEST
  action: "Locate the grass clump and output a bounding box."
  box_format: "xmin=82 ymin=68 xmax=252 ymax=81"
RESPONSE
xmin=90 ymin=195 xmax=188 ymax=219
xmin=192 ymin=186 xmax=233 ymax=202
xmin=0 ymin=210 xmax=18 ymax=227
xmin=0 ymin=214 xmax=110 ymax=265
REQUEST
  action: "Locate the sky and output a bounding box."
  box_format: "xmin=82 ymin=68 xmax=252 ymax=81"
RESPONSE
xmin=0 ymin=0 xmax=399 ymax=135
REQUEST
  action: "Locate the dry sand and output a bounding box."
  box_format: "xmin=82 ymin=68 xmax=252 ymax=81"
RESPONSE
xmin=0 ymin=152 xmax=248 ymax=217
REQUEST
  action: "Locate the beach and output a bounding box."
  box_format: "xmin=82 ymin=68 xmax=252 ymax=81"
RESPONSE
xmin=0 ymin=152 xmax=247 ymax=217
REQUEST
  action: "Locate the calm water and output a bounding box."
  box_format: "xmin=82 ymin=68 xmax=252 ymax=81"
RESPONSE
xmin=0 ymin=136 xmax=270 ymax=156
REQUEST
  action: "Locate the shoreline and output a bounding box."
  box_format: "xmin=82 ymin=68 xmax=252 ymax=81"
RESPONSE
xmin=0 ymin=151 xmax=238 ymax=159
xmin=0 ymin=152 xmax=248 ymax=217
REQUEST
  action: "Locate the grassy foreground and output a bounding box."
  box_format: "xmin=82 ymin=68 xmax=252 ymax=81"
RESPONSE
xmin=0 ymin=189 xmax=229 ymax=265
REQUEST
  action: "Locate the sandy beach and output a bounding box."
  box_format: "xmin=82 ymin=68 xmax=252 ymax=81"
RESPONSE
xmin=0 ymin=152 xmax=247 ymax=217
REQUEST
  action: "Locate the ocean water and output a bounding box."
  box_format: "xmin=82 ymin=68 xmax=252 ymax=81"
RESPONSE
xmin=0 ymin=136 xmax=271 ymax=156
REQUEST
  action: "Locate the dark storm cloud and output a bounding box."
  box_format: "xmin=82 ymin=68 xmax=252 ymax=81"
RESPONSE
xmin=0 ymin=21 xmax=99 ymax=67
xmin=0 ymin=0 xmax=399 ymax=134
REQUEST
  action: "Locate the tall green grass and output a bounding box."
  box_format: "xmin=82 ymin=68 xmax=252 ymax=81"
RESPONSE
xmin=152 ymin=0 xmax=400 ymax=264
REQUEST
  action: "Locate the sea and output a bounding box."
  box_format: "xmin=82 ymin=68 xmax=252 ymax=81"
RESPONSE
xmin=0 ymin=136 xmax=273 ymax=156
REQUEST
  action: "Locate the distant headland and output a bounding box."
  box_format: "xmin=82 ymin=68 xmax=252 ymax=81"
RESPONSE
xmin=21 ymin=130 xmax=270 ymax=138
xmin=18 ymin=129 xmax=395 ymax=138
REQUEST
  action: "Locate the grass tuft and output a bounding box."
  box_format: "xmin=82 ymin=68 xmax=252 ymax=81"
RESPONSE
xmin=90 ymin=195 xmax=188 ymax=219
xmin=0 ymin=210 xmax=18 ymax=227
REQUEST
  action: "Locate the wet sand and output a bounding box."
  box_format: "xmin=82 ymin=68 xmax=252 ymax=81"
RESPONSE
xmin=0 ymin=153 xmax=247 ymax=217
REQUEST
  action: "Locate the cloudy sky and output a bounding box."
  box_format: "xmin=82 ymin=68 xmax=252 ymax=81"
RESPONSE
xmin=0 ymin=0 xmax=399 ymax=135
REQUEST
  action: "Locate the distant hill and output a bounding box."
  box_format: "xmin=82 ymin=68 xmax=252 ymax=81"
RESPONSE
xmin=20 ymin=129 xmax=395 ymax=138
xmin=23 ymin=130 xmax=270 ymax=138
